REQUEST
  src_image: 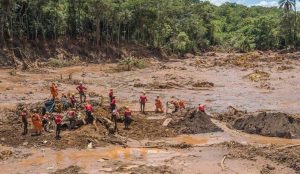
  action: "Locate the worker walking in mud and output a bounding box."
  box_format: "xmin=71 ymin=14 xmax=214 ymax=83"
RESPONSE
xmin=50 ymin=82 xmax=58 ymax=100
xmin=20 ymin=108 xmax=29 ymax=135
xmin=54 ymin=113 xmax=62 ymax=140
xmin=155 ymin=96 xmax=164 ymax=113
xmin=124 ymin=106 xmax=132 ymax=129
xmin=67 ymin=108 xmax=77 ymax=130
xmin=139 ymin=92 xmax=147 ymax=114
xmin=110 ymin=96 xmax=116 ymax=112
xmin=109 ymin=89 xmax=114 ymax=102
xmin=76 ymin=82 xmax=87 ymax=103
xmin=31 ymin=109 xmax=42 ymax=136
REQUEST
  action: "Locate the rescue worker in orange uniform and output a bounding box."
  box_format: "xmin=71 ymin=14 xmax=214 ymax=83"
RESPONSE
xmin=50 ymin=82 xmax=58 ymax=100
xmin=170 ymin=96 xmax=179 ymax=113
xmin=155 ymin=96 xmax=163 ymax=113
xmin=31 ymin=109 xmax=42 ymax=136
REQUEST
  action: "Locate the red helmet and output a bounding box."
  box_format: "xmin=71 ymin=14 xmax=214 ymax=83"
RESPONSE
xmin=199 ymin=104 xmax=205 ymax=111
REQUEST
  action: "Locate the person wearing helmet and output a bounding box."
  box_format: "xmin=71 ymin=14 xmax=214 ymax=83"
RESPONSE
xmin=155 ymin=96 xmax=163 ymax=113
xmin=76 ymin=82 xmax=87 ymax=103
xmin=109 ymin=89 xmax=114 ymax=102
xmin=70 ymin=93 xmax=77 ymax=108
xmin=50 ymin=82 xmax=58 ymax=100
xmin=110 ymin=96 xmax=116 ymax=112
xmin=61 ymin=93 xmax=69 ymax=111
xmin=124 ymin=106 xmax=132 ymax=129
xmin=20 ymin=108 xmax=29 ymax=135
xmin=139 ymin=92 xmax=147 ymax=114
xmin=198 ymin=104 xmax=205 ymax=112
xmin=169 ymin=96 xmax=179 ymax=113
xmin=67 ymin=108 xmax=77 ymax=130
xmin=54 ymin=113 xmax=63 ymax=140
xmin=31 ymin=109 xmax=42 ymax=136
xmin=85 ymin=100 xmax=94 ymax=124
xmin=42 ymin=112 xmax=50 ymax=132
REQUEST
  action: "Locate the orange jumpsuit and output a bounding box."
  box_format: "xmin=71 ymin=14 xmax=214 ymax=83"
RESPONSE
xmin=32 ymin=113 xmax=42 ymax=133
xmin=155 ymin=99 xmax=163 ymax=113
xmin=178 ymin=100 xmax=185 ymax=110
xmin=170 ymin=100 xmax=179 ymax=112
xmin=50 ymin=84 xmax=58 ymax=99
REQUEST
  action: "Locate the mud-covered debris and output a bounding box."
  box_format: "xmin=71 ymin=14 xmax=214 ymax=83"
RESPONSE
xmin=192 ymin=81 xmax=214 ymax=88
xmin=51 ymin=165 xmax=86 ymax=174
xmin=147 ymin=81 xmax=182 ymax=89
xmin=133 ymin=82 xmax=146 ymax=88
xmin=232 ymin=112 xmax=300 ymax=139
xmin=88 ymin=92 xmax=99 ymax=97
xmin=0 ymin=150 xmax=13 ymax=160
xmin=216 ymin=141 xmax=300 ymax=172
xmin=212 ymin=106 xmax=247 ymax=123
xmin=247 ymin=70 xmax=270 ymax=82
xmin=168 ymin=108 xmax=222 ymax=134
xmin=115 ymin=164 xmax=176 ymax=174
xmin=277 ymin=65 xmax=294 ymax=71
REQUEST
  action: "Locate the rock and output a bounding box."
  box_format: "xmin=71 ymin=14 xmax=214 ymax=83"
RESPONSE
xmin=184 ymin=53 xmax=195 ymax=59
xmin=162 ymin=118 xmax=172 ymax=127
xmin=0 ymin=138 xmax=5 ymax=141
xmin=43 ymin=140 xmax=48 ymax=144
xmin=22 ymin=142 xmax=28 ymax=146
xmin=47 ymin=166 xmax=55 ymax=170
xmin=87 ymin=142 xmax=93 ymax=149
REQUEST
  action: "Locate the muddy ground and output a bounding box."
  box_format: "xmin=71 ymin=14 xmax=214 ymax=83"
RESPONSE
xmin=0 ymin=51 xmax=300 ymax=173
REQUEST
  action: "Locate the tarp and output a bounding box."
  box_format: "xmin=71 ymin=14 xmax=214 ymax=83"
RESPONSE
xmin=44 ymin=100 xmax=55 ymax=113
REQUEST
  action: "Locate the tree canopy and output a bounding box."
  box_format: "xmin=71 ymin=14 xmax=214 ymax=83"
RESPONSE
xmin=0 ymin=0 xmax=299 ymax=54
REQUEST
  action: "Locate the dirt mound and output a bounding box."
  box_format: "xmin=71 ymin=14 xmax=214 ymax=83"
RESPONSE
xmin=167 ymin=108 xmax=222 ymax=134
xmin=232 ymin=112 xmax=300 ymax=138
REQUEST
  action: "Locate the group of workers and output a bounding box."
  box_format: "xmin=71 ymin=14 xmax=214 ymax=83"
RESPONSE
xmin=20 ymin=82 xmax=205 ymax=140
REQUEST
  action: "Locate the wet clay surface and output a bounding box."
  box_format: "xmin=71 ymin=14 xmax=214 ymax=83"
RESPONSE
xmin=0 ymin=51 xmax=300 ymax=173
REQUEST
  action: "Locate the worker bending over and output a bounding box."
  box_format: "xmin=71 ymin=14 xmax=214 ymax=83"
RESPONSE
xmin=155 ymin=96 xmax=163 ymax=113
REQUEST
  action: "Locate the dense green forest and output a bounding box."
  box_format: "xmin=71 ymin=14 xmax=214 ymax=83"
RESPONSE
xmin=0 ymin=0 xmax=299 ymax=54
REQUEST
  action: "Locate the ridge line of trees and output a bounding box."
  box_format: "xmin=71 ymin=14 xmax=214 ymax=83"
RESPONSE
xmin=0 ymin=0 xmax=299 ymax=54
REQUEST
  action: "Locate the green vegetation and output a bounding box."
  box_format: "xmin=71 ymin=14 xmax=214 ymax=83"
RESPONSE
xmin=0 ymin=0 xmax=299 ymax=55
xmin=118 ymin=56 xmax=148 ymax=71
xmin=47 ymin=56 xmax=80 ymax=67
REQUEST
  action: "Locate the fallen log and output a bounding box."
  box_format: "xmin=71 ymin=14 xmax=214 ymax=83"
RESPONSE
xmin=276 ymin=144 xmax=300 ymax=150
xmin=221 ymin=155 xmax=227 ymax=171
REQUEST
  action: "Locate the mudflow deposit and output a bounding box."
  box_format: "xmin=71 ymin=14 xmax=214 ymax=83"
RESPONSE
xmin=0 ymin=51 xmax=300 ymax=174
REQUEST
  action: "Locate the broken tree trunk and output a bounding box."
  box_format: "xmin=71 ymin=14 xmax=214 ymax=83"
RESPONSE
xmin=95 ymin=115 xmax=115 ymax=134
